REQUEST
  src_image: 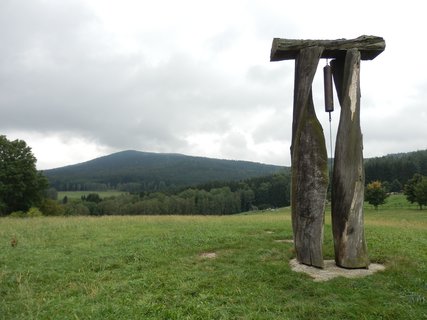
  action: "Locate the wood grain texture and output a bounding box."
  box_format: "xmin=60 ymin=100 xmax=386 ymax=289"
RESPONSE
xmin=331 ymin=49 xmax=369 ymax=269
xmin=291 ymin=46 xmax=328 ymax=268
xmin=271 ymin=35 xmax=385 ymax=61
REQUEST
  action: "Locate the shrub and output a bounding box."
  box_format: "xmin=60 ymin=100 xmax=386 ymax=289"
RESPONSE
xmin=27 ymin=207 xmax=43 ymax=217
xmin=64 ymin=200 xmax=90 ymax=216
xmin=9 ymin=211 xmax=27 ymax=218
xmin=40 ymin=199 xmax=65 ymax=216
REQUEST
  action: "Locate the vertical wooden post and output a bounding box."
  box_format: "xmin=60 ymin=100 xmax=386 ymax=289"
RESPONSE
xmin=291 ymin=47 xmax=329 ymax=268
xmin=331 ymin=49 xmax=369 ymax=268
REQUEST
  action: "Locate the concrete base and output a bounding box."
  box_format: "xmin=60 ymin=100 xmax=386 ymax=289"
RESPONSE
xmin=290 ymin=259 xmax=385 ymax=282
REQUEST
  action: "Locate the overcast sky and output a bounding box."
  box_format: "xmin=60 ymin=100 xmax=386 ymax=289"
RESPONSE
xmin=1 ymin=0 xmax=426 ymax=170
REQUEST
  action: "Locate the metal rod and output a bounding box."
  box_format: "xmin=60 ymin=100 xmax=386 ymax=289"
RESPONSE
xmin=328 ymin=111 xmax=334 ymax=172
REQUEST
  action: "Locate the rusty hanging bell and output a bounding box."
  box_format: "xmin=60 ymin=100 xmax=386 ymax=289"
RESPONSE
xmin=323 ymin=64 xmax=334 ymax=113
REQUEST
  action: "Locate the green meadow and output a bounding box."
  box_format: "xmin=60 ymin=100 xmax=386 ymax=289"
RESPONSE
xmin=1 ymin=197 xmax=426 ymax=319
xmin=57 ymin=190 xmax=128 ymax=200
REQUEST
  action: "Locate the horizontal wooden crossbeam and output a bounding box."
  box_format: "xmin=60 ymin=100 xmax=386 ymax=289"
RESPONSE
xmin=270 ymin=35 xmax=385 ymax=61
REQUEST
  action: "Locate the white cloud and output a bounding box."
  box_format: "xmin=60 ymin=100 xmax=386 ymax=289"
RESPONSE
xmin=3 ymin=131 xmax=113 ymax=170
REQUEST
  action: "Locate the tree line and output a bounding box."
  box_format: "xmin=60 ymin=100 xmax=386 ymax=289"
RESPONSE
xmin=53 ymin=172 xmax=291 ymax=216
xmin=55 ymin=171 xmax=427 ymax=215
xmin=364 ymin=150 xmax=427 ymax=191
xmin=49 ymin=150 xmax=427 ymax=194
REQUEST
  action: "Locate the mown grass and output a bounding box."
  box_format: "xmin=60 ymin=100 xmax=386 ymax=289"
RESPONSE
xmin=366 ymin=193 xmax=419 ymax=210
xmin=1 ymin=204 xmax=426 ymax=319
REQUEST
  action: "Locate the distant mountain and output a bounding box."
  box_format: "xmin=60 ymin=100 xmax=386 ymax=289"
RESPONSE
xmin=43 ymin=150 xmax=287 ymax=192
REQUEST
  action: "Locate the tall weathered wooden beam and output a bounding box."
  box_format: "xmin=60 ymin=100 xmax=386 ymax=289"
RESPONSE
xmin=331 ymin=49 xmax=369 ymax=268
xmin=291 ymin=46 xmax=328 ymax=268
xmin=271 ymin=35 xmax=385 ymax=61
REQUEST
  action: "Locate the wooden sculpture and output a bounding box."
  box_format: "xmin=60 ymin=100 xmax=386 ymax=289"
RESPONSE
xmin=270 ymin=35 xmax=385 ymax=268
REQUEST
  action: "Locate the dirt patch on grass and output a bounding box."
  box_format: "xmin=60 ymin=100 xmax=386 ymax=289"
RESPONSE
xmin=274 ymin=239 xmax=294 ymax=243
xmin=199 ymin=252 xmax=217 ymax=259
xmin=290 ymin=259 xmax=385 ymax=282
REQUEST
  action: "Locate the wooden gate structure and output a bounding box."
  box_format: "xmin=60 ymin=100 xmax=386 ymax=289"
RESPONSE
xmin=270 ymin=35 xmax=385 ymax=268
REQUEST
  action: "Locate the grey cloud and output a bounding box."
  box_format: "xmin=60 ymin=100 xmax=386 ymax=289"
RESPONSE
xmin=2 ymin=0 xmax=426 ymax=169
xmin=1 ymin=9 xmax=288 ymax=155
xmin=0 ymin=1 xmax=297 ymax=161
xmin=0 ymin=1 xmax=97 ymax=65
xmin=246 ymin=63 xmax=294 ymax=87
xmin=252 ymin=109 xmax=291 ymax=144
xmin=219 ymin=131 xmax=253 ymax=162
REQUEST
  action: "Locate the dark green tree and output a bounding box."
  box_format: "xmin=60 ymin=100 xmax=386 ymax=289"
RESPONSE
xmin=389 ymin=179 xmax=403 ymax=193
xmin=404 ymin=173 xmax=423 ymax=206
xmin=405 ymin=174 xmax=427 ymax=210
xmin=414 ymin=178 xmax=427 ymax=210
xmin=45 ymin=187 xmax=58 ymax=200
xmin=0 ymin=135 xmax=48 ymax=215
xmin=83 ymin=193 xmax=102 ymax=203
xmin=239 ymin=188 xmax=255 ymax=211
xmin=365 ymin=180 xmax=389 ymax=210
xmin=255 ymin=182 xmax=271 ymax=209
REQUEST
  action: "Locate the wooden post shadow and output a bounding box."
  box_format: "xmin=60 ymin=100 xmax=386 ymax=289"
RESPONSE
xmin=270 ymin=35 xmax=385 ymax=269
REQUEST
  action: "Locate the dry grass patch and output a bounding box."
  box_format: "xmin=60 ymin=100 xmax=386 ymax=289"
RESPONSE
xmin=199 ymin=252 xmax=217 ymax=259
xmin=274 ymin=239 xmax=293 ymax=243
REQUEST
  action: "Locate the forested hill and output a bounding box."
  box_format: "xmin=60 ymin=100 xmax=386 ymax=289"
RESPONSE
xmin=43 ymin=150 xmax=286 ymax=192
xmin=365 ymin=149 xmax=427 ymax=187
xmin=43 ymin=149 xmax=427 ymax=193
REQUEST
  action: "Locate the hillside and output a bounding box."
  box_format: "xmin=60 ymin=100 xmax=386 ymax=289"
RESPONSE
xmin=364 ymin=149 xmax=427 ymax=186
xmin=43 ymin=150 xmax=286 ymax=191
xmin=44 ymin=149 xmax=427 ymax=193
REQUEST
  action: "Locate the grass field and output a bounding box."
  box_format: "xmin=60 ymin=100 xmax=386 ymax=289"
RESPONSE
xmin=1 ymin=199 xmax=426 ymax=319
xmin=57 ymin=190 xmax=128 ymax=200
